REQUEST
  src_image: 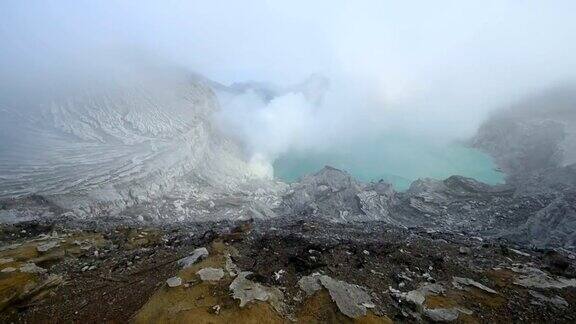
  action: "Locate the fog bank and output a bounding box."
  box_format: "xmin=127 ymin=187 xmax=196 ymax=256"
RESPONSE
xmin=2 ymin=1 xmax=576 ymax=172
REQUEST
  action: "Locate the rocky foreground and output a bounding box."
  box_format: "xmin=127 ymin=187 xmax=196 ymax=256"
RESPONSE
xmin=1 ymin=147 xmax=575 ymax=323
xmin=1 ymin=71 xmax=575 ymax=323
xmin=0 ymin=215 xmax=574 ymax=323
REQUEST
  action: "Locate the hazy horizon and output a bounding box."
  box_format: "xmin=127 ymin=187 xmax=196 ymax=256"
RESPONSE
xmin=2 ymin=1 xmax=576 ymax=181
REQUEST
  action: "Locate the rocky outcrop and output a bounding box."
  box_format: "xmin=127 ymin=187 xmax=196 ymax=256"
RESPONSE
xmin=471 ymin=84 xmax=576 ymax=179
xmin=357 ymin=180 xmax=397 ymax=223
xmin=274 ymin=164 xmax=575 ymax=248
xmin=473 ymin=118 xmax=565 ymax=176
xmin=404 ymin=175 xmax=509 ymax=215
xmin=278 ymin=166 xmax=396 ymax=222
xmin=469 ymin=85 xmax=576 ymax=247
xmin=230 ymin=271 xmax=285 ymax=309
xmin=518 ymin=190 xmax=576 ymax=247
xmin=298 ymin=273 xmax=376 ymax=318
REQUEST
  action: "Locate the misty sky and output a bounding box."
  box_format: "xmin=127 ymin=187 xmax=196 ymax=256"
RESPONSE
xmin=1 ymin=1 xmax=576 ymax=152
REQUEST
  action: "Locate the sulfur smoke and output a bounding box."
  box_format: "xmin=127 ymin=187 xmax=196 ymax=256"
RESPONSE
xmin=1 ymin=1 xmax=576 ymax=178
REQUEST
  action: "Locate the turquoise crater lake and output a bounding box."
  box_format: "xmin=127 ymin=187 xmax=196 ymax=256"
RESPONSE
xmin=273 ymin=134 xmax=504 ymax=191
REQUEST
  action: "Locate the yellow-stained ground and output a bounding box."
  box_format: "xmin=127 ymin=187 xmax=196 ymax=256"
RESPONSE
xmin=0 ymin=232 xmax=107 ymax=311
xmin=132 ymin=240 xmax=285 ymax=324
xmin=132 ymin=240 xmax=393 ymax=324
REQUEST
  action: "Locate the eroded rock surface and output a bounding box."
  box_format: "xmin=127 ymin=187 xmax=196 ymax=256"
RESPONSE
xmin=177 ymin=247 xmax=209 ymax=269
xmin=0 ymin=219 xmax=573 ymax=323
xmin=230 ymin=271 xmax=284 ymax=309
xmin=298 ymin=273 xmax=375 ymax=318
xmin=197 ymin=267 xmax=224 ymax=282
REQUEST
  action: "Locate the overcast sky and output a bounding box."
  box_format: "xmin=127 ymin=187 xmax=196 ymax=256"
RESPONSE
xmin=1 ymin=1 xmax=575 ymax=147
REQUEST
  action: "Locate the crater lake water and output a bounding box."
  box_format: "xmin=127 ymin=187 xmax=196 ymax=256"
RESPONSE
xmin=273 ymin=134 xmax=504 ymax=190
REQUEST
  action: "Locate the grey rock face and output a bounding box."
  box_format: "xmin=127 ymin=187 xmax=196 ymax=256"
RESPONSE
xmin=177 ymin=247 xmax=209 ymax=269
xmin=19 ymin=262 xmax=47 ymax=274
xmin=513 ymin=268 xmax=576 ymax=289
xmin=519 ymin=191 xmax=576 ymax=247
xmin=225 ymin=254 xmax=239 ymax=277
xmin=469 ymin=86 xmax=576 ymax=247
xmin=273 ymin=163 xmax=575 ymax=248
xmin=390 ymin=283 xmax=465 ymax=322
xmin=297 ymin=273 xmax=375 ymax=319
xmin=229 ymin=271 xmax=284 ymax=309
xmin=529 ymin=290 xmax=569 ymax=308
xmin=37 ymin=241 xmax=60 ymax=253
xmin=452 ymin=277 xmax=497 ymax=294
xmin=394 ymin=175 xmax=518 ymax=232
xmin=298 ymin=274 xmax=323 ymax=296
xmin=405 ymin=175 xmax=509 ymax=216
xmin=279 ymin=166 xmax=365 ymax=221
xmin=357 ymin=181 xmax=397 ymax=222
xmin=166 ymin=276 xmax=182 ymax=287
xmin=423 ymin=308 xmax=460 ymax=322
xmin=471 ymin=84 xmax=576 ymax=177
xmin=278 ymin=166 xmax=397 ymax=223
xmin=473 ymin=118 xmax=566 ymax=176
xmin=197 ymin=267 xmax=225 ymax=281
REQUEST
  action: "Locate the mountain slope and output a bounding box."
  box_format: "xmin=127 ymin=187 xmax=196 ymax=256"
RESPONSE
xmin=0 ymin=71 xmax=266 ymax=216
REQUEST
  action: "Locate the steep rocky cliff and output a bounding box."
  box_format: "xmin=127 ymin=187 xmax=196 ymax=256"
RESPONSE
xmin=0 ymin=70 xmax=271 ymax=217
xmin=471 ymin=84 xmax=576 ymax=179
xmin=469 ymin=84 xmax=576 ymax=247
